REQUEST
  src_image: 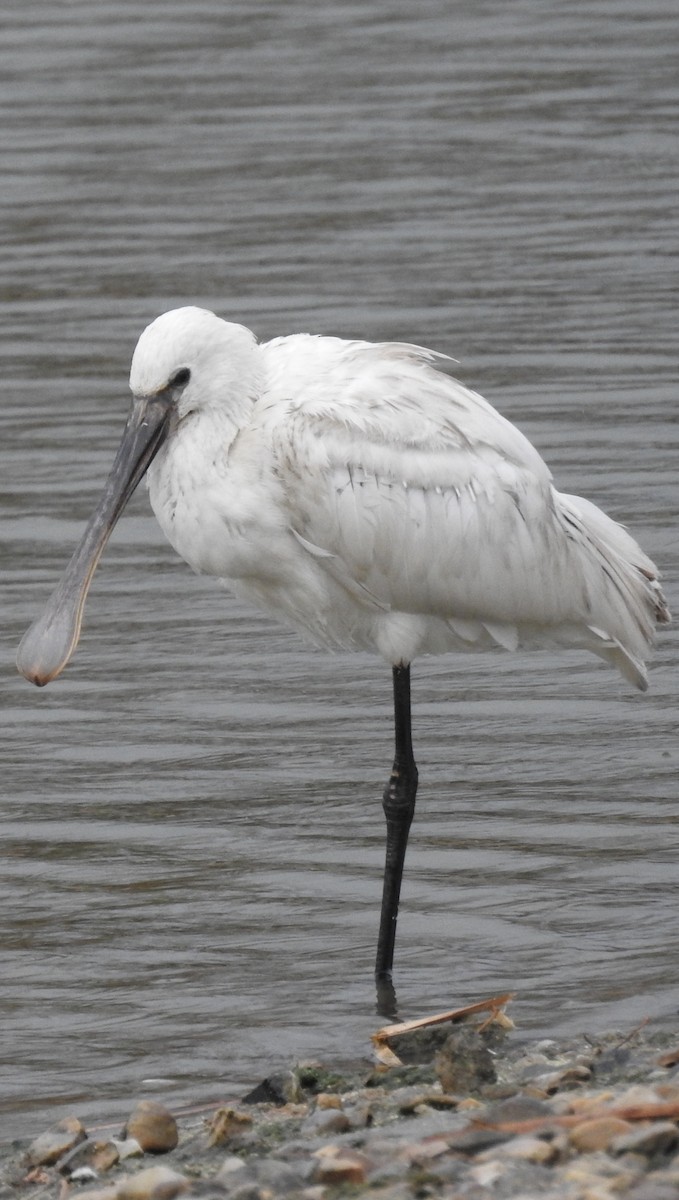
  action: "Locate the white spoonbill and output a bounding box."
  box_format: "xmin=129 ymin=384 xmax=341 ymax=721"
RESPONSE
xmin=17 ymin=307 xmax=670 ymax=984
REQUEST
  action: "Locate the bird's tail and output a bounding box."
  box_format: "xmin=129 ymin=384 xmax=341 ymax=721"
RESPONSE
xmin=557 ymin=492 xmax=670 ymax=690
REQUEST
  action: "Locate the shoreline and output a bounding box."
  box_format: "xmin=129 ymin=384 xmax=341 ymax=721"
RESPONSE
xmin=5 ymin=1014 xmax=679 ymax=1200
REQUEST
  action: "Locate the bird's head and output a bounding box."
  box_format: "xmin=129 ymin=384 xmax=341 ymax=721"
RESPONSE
xmin=129 ymin=306 xmax=258 ymax=422
xmin=16 ymin=307 xmax=256 ymax=687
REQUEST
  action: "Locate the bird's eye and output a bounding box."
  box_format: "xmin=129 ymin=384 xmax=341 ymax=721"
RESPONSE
xmin=170 ymin=367 xmax=191 ymax=388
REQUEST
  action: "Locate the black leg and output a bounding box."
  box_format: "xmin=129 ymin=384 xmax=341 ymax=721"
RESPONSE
xmin=375 ymin=663 xmax=418 ymax=986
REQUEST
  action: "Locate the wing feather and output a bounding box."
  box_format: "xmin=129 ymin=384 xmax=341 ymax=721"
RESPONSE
xmin=256 ymin=336 xmax=666 ymax=677
xmin=259 ymin=339 xmax=569 ymax=623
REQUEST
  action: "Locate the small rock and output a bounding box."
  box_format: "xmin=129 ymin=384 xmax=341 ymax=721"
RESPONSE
xmin=342 ymin=1101 xmax=373 ymax=1128
xmin=251 ymin=1159 xmax=307 ymax=1193
xmin=561 ymin=1165 xmax=623 ymax=1199
xmin=444 ymin=1126 xmax=512 ymax=1156
xmin=207 ymin=1106 xmax=254 ymax=1147
xmin=567 ymin=1090 xmax=617 ymax=1113
xmin=400 ymin=1136 xmax=451 ymax=1164
xmin=434 ymin=1027 xmax=497 ymax=1095
xmin=111 ymin=1137 xmax=144 ymax=1160
xmin=515 ymin=1051 xmax=555 ymax=1070
xmin=315 ymin=1092 xmax=342 ymax=1109
xmin=58 ymin=1138 xmax=120 ymax=1176
xmin=301 ymin=1108 xmax=351 ymax=1135
xmin=224 ymin=1186 xmax=262 ymax=1200
xmin=294 ymin=1062 xmax=348 ymax=1095
xmin=388 ymin=1023 xmax=461 ymax=1064
xmin=215 ymin=1155 xmax=250 ymax=1184
xmin=92 ymin=1143 xmax=122 ymax=1173
xmin=611 ymin=1122 xmax=679 ymax=1159
xmin=241 ymin=1071 xmax=303 ymax=1105
xmin=124 ymin=1101 xmax=178 ymax=1154
xmin=501 ymin=1134 xmax=558 ymax=1164
xmin=532 ymin=1039 xmax=560 ymax=1054
xmin=312 ymin=1148 xmax=369 ymax=1185
xmin=366 ymin=1157 xmax=415 ymax=1188
xmin=615 ymin=1085 xmax=666 ymax=1107
xmin=612 ymin=1169 xmax=653 ymax=1193
xmin=569 ymin=1116 xmax=634 ymax=1153
xmin=26 ymin=1116 xmax=87 ymax=1166
xmin=468 ymin=1160 xmax=506 ymax=1187
xmin=390 ymin=1084 xmax=438 ymax=1112
xmin=397 ymin=1090 xmax=458 ymax=1114
xmin=116 ymin=1165 xmax=189 ymax=1200
xmin=68 ymin=1187 xmax=119 ymax=1200
xmin=656 ymin=1044 xmax=679 ymax=1069
xmin=595 ymin=1046 xmax=633 ymax=1075
xmin=550 ymin=1131 xmax=572 ymax=1160
xmin=531 ymin=1064 xmax=592 ymax=1094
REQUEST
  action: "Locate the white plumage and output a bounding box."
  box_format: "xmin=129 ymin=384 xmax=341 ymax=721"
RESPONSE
xmin=17 ymin=305 xmax=669 ymax=985
xmin=135 ymin=307 xmax=668 ymax=689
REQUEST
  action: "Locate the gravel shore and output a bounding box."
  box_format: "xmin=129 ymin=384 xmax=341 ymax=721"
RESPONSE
xmin=6 ymin=1012 xmax=679 ymax=1200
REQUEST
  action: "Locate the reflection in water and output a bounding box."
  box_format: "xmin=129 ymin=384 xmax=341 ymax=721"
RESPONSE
xmin=376 ymin=976 xmax=399 ymax=1022
xmin=1 ymin=0 xmax=677 ymax=1143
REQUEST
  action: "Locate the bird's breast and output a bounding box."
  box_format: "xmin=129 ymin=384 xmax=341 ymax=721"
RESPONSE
xmin=146 ymin=417 xmax=289 ymax=581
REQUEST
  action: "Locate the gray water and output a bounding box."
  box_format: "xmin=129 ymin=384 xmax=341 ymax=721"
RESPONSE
xmin=1 ymin=0 xmax=677 ymax=1143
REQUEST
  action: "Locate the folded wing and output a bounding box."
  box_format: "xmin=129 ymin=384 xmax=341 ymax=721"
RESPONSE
xmin=258 ymin=337 xmax=668 ymax=686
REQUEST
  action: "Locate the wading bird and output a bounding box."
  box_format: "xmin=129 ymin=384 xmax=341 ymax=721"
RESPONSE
xmin=17 ymin=307 xmax=670 ymax=989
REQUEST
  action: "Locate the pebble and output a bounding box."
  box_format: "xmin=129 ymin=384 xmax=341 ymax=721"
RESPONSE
xmin=400 ymin=1135 xmax=451 ymax=1164
xmin=73 ymin=1186 xmax=120 ymax=1200
xmin=312 ymin=1146 xmax=370 ymax=1185
xmin=456 ymin=1095 xmax=485 ymax=1111
xmin=611 ymin=1122 xmax=679 ymax=1159
xmin=568 ymin=1090 xmax=618 ymax=1113
xmin=616 ymin=1084 xmax=668 ymax=1108
xmin=496 ymin=1134 xmax=558 ymax=1164
xmin=215 ymin=1154 xmax=250 ymax=1184
xmin=25 ymin=1115 xmax=87 ymax=1166
xmin=434 ymin=1026 xmax=497 ymax=1094
xmin=111 ymin=1137 xmax=145 ymax=1160
xmin=10 ymin=1025 xmax=679 ymax=1200
xmin=116 ymin=1165 xmax=189 ymax=1200
xmin=207 ymin=1106 xmax=254 ymax=1147
xmin=123 ymin=1101 xmax=178 ymax=1154
xmin=342 ymin=1100 xmax=373 ymax=1127
xmin=301 ymin=1107 xmax=351 ymax=1135
xmin=468 ymin=1159 xmax=506 ymax=1187
xmin=241 ymin=1071 xmax=303 ymax=1105
xmin=250 ymin=1157 xmax=308 ymax=1193
xmin=569 ymin=1116 xmax=635 ymax=1153
xmin=58 ymin=1137 xmax=121 ymax=1176
xmin=530 ymin=1063 xmax=593 ymax=1094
